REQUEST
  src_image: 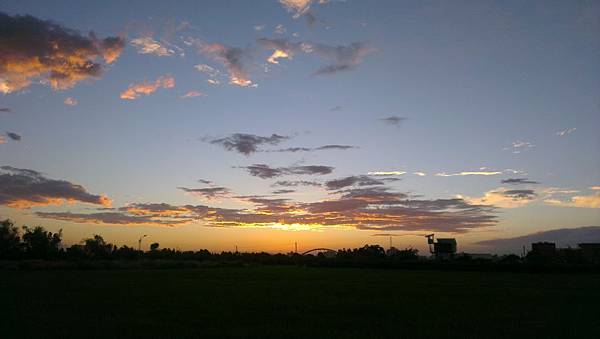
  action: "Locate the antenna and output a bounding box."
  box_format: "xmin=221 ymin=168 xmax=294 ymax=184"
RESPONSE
xmin=295 ymin=241 xmax=298 ymax=253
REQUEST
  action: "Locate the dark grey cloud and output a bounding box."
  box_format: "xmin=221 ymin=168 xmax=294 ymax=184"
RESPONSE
xmin=178 ymin=186 xmax=230 ymax=200
xmin=272 ymin=180 xmax=322 ymax=187
xmin=329 ymin=106 xmax=343 ymax=112
xmin=0 ymin=11 xmax=124 ymax=93
xmin=241 ymin=164 xmax=334 ymax=179
xmin=204 ymin=133 xmax=289 ymax=155
xmin=380 ymin=116 xmax=407 ymax=126
xmin=325 ymin=175 xmax=384 ymax=190
xmin=0 ymin=166 xmax=110 ymax=208
xmin=476 ymin=226 xmax=600 ymax=254
xmin=6 ymin=132 xmax=21 ymax=141
xmin=269 ymin=144 xmax=356 ymax=153
xmin=501 ymin=178 xmax=540 ymax=185
xmin=197 ymin=179 xmax=212 ymax=184
xmin=0 ymin=108 xmax=11 ymax=113
xmin=272 ymin=189 xmax=295 ymax=194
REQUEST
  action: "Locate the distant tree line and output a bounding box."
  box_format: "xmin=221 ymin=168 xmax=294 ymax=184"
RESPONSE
xmin=1 ymin=219 xmax=598 ymax=272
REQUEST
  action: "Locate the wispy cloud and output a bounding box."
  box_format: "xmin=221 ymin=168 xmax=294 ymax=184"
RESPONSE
xmin=435 ymin=171 xmax=502 ymax=177
xmin=0 ymin=166 xmax=111 ymax=209
xmin=199 ymin=42 xmax=256 ymax=87
xmin=180 ymin=90 xmax=203 ymax=98
xmin=269 ymin=144 xmax=356 ymax=153
xmin=279 ymin=0 xmax=327 ymax=18
xmin=120 ymin=75 xmax=175 ymax=100
xmin=501 ymin=178 xmax=539 ymax=185
xmin=0 ymin=12 xmax=124 ymax=93
xmin=413 ymin=172 xmax=427 ymax=177
xmin=544 ymin=191 xmax=600 ymax=209
xmin=64 ymin=97 xmax=78 ymax=106
xmin=204 ymin=133 xmax=289 ymax=155
xmin=556 ymin=127 xmax=576 ymax=137
xmin=368 ymin=171 xmax=406 ymax=176
xmin=241 ymin=164 xmax=334 ymax=179
xmin=272 ymin=180 xmax=322 ymax=187
xmin=503 ymin=140 xmax=534 ymax=153
xmin=130 ymin=36 xmax=176 ymax=57
xmin=380 ymin=116 xmax=407 ymax=127
xmin=179 ymin=186 xmax=231 ymax=201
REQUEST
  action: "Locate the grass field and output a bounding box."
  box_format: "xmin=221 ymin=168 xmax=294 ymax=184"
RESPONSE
xmin=1 ymin=266 xmax=599 ymax=338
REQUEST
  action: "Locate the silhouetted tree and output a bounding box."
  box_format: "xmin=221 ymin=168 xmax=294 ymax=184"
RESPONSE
xmin=21 ymin=226 xmax=62 ymax=259
xmin=83 ymin=235 xmax=113 ymax=258
xmin=150 ymin=242 xmax=159 ymax=251
xmin=0 ymin=219 xmax=22 ymax=259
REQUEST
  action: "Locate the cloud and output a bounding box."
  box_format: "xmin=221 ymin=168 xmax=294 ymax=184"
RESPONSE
xmin=269 ymin=144 xmax=356 ymax=152
xmin=325 ymin=175 xmax=384 ymax=190
xmin=556 ymin=128 xmax=576 ymax=137
xmin=0 ymin=136 xmax=5 ymax=144
xmin=504 ymin=140 xmax=534 ymax=153
xmin=476 ymin=226 xmax=600 ymax=253
xmin=466 ymin=188 xmax=536 ymax=208
xmin=501 ymin=178 xmax=539 ymax=185
xmin=64 ymin=97 xmax=77 ymax=106
xmin=120 ymin=75 xmax=175 ymax=100
xmin=205 ymin=133 xmax=289 ymax=155
xmin=272 ymin=180 xmax=322 ymax=187
xmin=436 ymin=171 xmax=502 ymax=177
xmin=273 ymin=189 xmax=295 ymax=194
xmin=279 ymin=0 xmax=329 ymax=18
xmin=310 ymin=42 xmax=373 ymax=75
xmin=6 ymin=132 xmax=21 ymax=141
xmin=368 ymin=171 xmax=406 ymax=176
xmin=199 ymin=43 xmax=256 ymax=87
xmin=0 ymin=166 xmax=111 ymax=209
xmin=241 ymin=164 xmax=334 ymax=179
xmin=194 ymin=64 xmax=221 ymax=84
xmin=274 ymin=24 xmax=287 ymax=35
xmin=544 ymin=192 xmax=600 ymax=209
xmin=0 ymin=108 xmax=11 ymax=113
xmin=380 ymin=116 xmax=407 ymax=126
xmin=197 ymin=179 xmax=212 ymax=185
xmin=180 ymin=90 xmax=203 ymax=98
xmin=413 ymin=172 xmax=427 ymax=177
xmin=179 ymin=187 xmax=231 ymax=201
xmin=36 ymin=211 xmax=188 ymax=226
xmin=258 ymin=38 xmax=373 ymax=75
xmin=254 ymin=24 xmax=265 ymax=31
xmin=0 ymin=12 xmax=124 ymax=93
xmin=130 ymin=37 xmax=176 ymax=57
xmin=330 ymin=105 xmax=342 ymax=112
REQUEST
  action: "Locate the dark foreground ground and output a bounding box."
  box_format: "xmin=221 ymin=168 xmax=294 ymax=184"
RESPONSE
xmin=1 ymin=266 xmax=599 ymax=338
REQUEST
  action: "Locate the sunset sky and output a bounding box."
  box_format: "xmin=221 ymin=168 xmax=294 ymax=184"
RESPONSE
xmin=1 ymin=0 xmax=599 ymax=254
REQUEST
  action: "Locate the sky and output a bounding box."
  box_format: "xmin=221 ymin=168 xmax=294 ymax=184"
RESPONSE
xmin=1 ymin=0 xmax=599 ymax=254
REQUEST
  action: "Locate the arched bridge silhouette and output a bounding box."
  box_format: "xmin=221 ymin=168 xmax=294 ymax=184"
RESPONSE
xmin=301 ymin=248 xmax=337 ymax=255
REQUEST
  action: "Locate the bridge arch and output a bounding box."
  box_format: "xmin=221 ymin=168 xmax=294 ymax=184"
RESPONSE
xmin=301 ymin=248 xmax=337 ymax=256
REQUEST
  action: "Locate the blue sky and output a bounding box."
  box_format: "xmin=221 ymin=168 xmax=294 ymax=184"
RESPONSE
xmin=1 ymin=0 xmax=599 ymax=253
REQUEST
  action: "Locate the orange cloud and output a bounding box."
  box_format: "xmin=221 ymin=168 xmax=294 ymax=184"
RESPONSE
xmin=120 ymin=75 xmax=175 ymax=100
xmin=0 ymin=12 xmax=124 ymax=94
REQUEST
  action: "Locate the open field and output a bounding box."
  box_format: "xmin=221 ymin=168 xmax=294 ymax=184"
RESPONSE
xmin=1 ymin=267 xmax=599 ymax=338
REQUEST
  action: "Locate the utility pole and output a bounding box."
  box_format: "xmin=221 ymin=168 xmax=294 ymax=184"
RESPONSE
xmin=295 ymin=241 xmax=298 ymax=253
xmin=138 ymin=234 xmax=147 ymax=251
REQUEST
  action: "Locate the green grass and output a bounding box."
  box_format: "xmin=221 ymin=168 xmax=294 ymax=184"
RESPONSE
xmin=1 ymin=267 xmax=599 ymax=338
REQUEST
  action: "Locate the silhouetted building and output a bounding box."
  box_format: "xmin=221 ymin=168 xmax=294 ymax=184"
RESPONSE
xmin=578 ymin=243 xmax=600 ymax=264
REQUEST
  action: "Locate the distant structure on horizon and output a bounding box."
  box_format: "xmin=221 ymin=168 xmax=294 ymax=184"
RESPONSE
xmin=425 ymin=234 xmax=457 ymax=260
